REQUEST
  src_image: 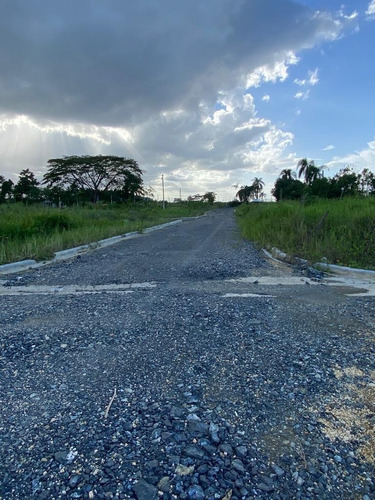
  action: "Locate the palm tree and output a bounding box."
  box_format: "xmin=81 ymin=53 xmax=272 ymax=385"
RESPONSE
xmin=297 ymin=158 xmax=314 ymax=182
xmin=251 ymin=177 xmax=265 ymax=200
xmin=305 ymin=165 xmax=321 ymax=185
xmin=280 ymin=169 xmax=295 ymax=180
xmin=297 ymin=159 xmax=323 ymax=185
xmin=236 ymin=185 xmax=254 ymax=203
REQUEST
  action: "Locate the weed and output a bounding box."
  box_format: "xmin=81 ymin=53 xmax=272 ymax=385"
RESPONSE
xmin=236 ymin=198 xmax=375 ymax=270
xmin=0 ymin=201 xmax=216 ymax=264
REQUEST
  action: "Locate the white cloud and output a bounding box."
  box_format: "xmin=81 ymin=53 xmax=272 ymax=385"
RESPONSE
xmin=326 ymin=140 xmax=375 ymax=175
xmin=323 ymin=145 xmax=335 ymax=151
xmin=294 ymin=68 xmax=319 ymax=86
xmin=262 ymin=95 xmax=270 ymax=102
xmin=366 ymin=1 xmax=375 ymax=20
xmin=246 ymin=53 xmax=299 ymax=88
xmin=295 ymin=90 xmax=310 ymax=100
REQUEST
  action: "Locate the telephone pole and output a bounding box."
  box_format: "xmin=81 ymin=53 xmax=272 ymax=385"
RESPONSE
xmin=161 ymin=174 xmax=165 ymax=210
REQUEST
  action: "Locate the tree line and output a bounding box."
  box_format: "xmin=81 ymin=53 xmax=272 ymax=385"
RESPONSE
xmin=272 ymin=159 xmax=375 ymax=201
xmin=0 ymin=155 xmax=145 ymax=205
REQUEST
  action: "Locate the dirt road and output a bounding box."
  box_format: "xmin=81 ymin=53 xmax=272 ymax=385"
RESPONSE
xmin=0 ymin=208 xmax=374 ymax=499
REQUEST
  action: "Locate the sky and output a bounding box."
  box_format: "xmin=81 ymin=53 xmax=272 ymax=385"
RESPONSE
xmin=0 ymin=0 xmax=374 ymax=201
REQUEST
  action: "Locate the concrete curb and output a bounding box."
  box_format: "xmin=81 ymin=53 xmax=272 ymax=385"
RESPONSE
xmin=263 ymin=247 xmax=375 ymax=281
xmin=0 ymin=219 xmax=183 ymax=276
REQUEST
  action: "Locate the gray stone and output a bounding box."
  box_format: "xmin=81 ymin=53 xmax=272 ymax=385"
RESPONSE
xmin=183 ymin=445 xmax=205 ymax=460
xmin=187 ymin=484 xmax=205 ymax=499
xmin=232 ymin=458 xmax=245 ymax=474
xmin=187 ymin=420 xmax=209 ymax=435
xmin=133 ymin=479 xmax=158 ymax=500
xmin=235 ymin=445 xmax=247 ymax=458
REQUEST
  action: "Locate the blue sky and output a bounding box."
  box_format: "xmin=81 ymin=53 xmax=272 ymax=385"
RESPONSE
xmin=0 ymin=0 xmax=374 ymax=200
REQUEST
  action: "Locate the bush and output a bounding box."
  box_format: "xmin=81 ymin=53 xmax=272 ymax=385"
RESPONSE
xmin=32 ymin=213 xmax=76 ymax=234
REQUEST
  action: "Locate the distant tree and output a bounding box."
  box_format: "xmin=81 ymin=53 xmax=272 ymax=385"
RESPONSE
xmin=14 ymin=169 xmax=40 ymax=203
xmin=297 ymin=158 xmax=313 ymax=182
xmin=187 ymin=194 xmax=204 ymax=201
xmin=359 ymin=168 xmax=375 ymax=195
xmin=0 ymin=175 xmax=5 ymax=203
xmin=279 ymin=169 xmax=295 ymax=181
xmin=251 ymin=177 xmax=265 ymax=200
xmin=202 ymin=191 xmax=216 ymax=204
xmin=308 ymin=177 xmax=332 ymax=198
xmin=0 ymin=178 xmax=14 ymax=202
xmin=272 ymin=177 xmax=304 ymax=201
xmin=236 ymin=185 xmax=254 ymax=203
xmin=43 ymin=155 xmax=143 ymax=203
xmin=330 ymin=167 xmax=360 ymax=198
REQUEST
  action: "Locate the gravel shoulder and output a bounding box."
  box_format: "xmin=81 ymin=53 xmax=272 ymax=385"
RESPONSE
xmin=0 ymin=208 xmax=374 ymax=499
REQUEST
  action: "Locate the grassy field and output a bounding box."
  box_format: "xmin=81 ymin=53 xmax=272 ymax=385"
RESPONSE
xmin=0 ymin=202 xmax=216 ymax=264
xmin=236 ymin=197 xmax=375 ymax=270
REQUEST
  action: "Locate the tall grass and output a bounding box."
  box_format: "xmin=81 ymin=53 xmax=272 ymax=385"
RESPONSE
xmin=0 ymin=202 xmax=214 ymax=264
xmin=236 ymin=197 xmax=375 ymax=270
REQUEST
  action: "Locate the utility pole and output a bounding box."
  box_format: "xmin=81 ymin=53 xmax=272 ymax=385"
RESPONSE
xmin=161 ymin=174 xmax=165 ymax=210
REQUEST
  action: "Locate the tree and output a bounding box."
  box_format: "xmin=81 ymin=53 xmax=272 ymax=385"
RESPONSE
xmin=14 ymin=169 xmax=40 ymax=203
xmin=187 ymin=194 xmax=204 ymax=201
xmin=308 ymin=177 xmax=332 ymax=198
xmin=279 ymin=169 xmax=295 ymax=181
xmin=359 ymin=168 xmax=375 ymax=195
xmin=43 ymin=155 xmax=143 ymax=203
xmin=272 ymin=177 xmax=304 ymax=201
xmin=202 ymin=191 xmax=216 ymax=204
xmin=330 ymin=167 xmax=360 ymax=198
xmin=297 ymin=158 xmax=313 ymax=182
xmin=236 ymin=185 xmax=254 ymax=203
xmin=0 ymin=178 xmax=14 ymax=203
xmin=251 ymin=177 xmax=265 ymax=200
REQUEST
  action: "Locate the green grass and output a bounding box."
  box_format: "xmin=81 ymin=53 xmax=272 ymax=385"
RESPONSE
xmin=236 ymin=197 xmax=375 ymax=270
xmin=0 ymin=201 xmax=215 ymax=264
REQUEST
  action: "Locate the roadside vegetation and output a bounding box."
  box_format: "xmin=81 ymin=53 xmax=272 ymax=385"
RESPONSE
xmin=0 ymin=154 xmax=221 ymax=264
xmin=236 ymin=197 xmax=375 ymax=270
xmin=235 ymin=159 xmax=375 ymax=270
xmin=0 ymin=201 xmax=217 ymax=264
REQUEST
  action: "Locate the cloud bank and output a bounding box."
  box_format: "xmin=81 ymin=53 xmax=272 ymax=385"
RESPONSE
xmin=0 ymin=0 xmax=359 ymax=198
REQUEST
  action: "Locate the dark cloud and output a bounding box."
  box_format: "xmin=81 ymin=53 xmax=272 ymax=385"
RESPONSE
xmin=0 ymin=0 xmax=349 ymax=126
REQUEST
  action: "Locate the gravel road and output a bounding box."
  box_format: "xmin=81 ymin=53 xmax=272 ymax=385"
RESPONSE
xmin=0 ymin=208 xmax=374 ymax=500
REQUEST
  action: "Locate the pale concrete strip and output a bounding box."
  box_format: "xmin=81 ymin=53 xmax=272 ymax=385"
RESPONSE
xmin=227 ymin=275 xmax=375 ymax=297
xmin=0 ymin=282 xmax=157 ymax=296
xmin=226 ymin=276 xmax=321 ymax=286
xmin=223 ymin=293 xmax=276 ymax=298
xmin=324 ymin=276 xmax=375 ymax=297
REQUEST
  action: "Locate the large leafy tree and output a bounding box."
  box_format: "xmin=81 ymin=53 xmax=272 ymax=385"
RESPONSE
xmin=43 ymin=155 xmax=144 ymax=203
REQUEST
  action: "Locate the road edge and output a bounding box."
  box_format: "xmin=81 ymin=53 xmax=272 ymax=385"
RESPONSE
xmin=0 ymin=219 xmax=183 ymax=275
xmin=262 ymin=247 xmax=375 ymax=281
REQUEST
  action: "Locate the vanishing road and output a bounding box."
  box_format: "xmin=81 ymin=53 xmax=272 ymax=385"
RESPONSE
xmin=0 ymin=208 xmax=374 ymax=499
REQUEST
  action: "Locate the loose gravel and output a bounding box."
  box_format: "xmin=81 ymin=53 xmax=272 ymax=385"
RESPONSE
xmin=0 ymin=208 xmax=374 ymax=499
